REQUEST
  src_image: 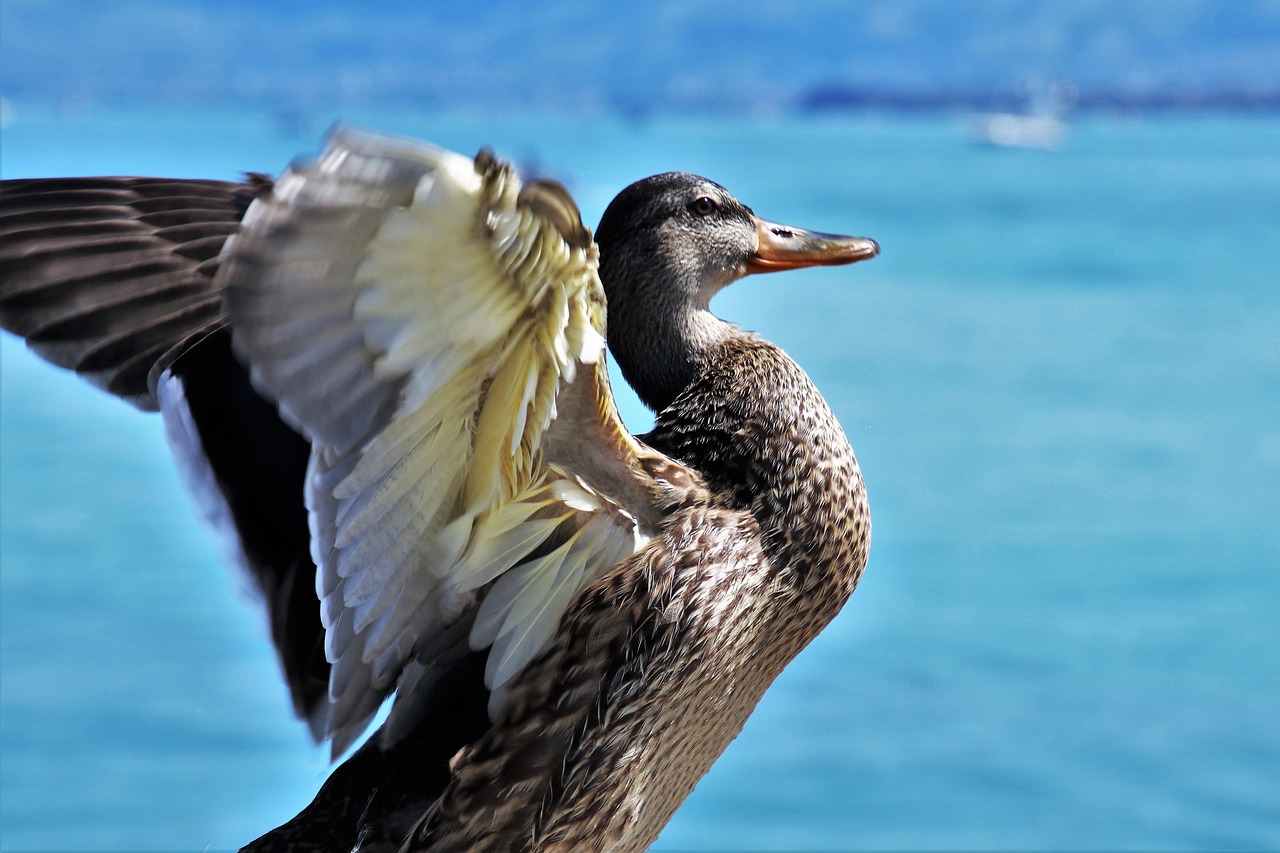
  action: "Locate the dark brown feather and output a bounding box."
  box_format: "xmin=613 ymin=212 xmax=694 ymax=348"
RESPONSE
xmin=0 ymin=176 xmax=269 ymax=408
xmin=0 ymin=174 xmax=330 ymax=729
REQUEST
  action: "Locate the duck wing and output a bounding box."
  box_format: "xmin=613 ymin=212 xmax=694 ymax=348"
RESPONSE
xmin=221 ymin=128 xmax=698 ymax=755
xmin=0 ymin=175 xmax=265 ymax=407
xmin=0 ymin=174 xmax=331 ymax=734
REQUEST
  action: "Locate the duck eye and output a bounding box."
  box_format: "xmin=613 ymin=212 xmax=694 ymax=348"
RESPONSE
xmin=689 ymin=196 xmax=718 ymax=216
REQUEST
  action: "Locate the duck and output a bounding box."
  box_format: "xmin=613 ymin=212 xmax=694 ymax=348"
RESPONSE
xmin=0 ymin=127 xmax=878 ymax=852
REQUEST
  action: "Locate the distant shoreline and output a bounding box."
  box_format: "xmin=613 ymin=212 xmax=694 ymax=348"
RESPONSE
xmin=797 ymin=85 xmax=1280 ymax=115
xmin=7 ymin=87 xmax=1279 ymax=121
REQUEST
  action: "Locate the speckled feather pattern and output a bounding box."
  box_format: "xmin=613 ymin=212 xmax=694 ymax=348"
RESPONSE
xmin=402 ymin=335 xmax=869 ymax=853
xmin=648 ymin=335 xmax=870 ymax=604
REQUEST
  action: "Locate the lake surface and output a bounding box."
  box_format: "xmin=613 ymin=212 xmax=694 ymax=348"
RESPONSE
xmin=2 ymin=108 xmax=1277 ymax=850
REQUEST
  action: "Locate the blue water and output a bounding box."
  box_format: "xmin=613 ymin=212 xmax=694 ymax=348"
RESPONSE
xmin=2 ymin=108 xmax=1277 ymax=851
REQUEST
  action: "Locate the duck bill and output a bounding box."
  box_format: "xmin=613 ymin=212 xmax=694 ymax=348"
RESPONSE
xmin=745 ymin=215 xmax=880 ymax=274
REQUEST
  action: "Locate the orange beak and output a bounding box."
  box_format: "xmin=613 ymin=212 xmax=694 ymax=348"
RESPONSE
xmin=745 ymin=215 xmax=879 ymax=274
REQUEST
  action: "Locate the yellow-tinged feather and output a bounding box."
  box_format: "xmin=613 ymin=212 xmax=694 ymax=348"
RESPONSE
xmin=472 ymin=547 xmax=565 ymax=651
xmin=231 ymin=130 xmax=676 ymax=745
xmin=453 ymin=513 xmax=570 ymax=595
xmin=550 ymin=478 xmax=603 ymax=512
xmin=479 ymin=513 xmax=639 ymax=705
xmin=465 ymin=344 xmax=540 ymax=513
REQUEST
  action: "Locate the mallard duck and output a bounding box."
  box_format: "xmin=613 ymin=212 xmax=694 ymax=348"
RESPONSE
xmin=0 ymin=127 xmax=878 ymax=852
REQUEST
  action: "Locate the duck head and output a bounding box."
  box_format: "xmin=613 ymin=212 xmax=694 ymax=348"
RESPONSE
xmin=595 ymin=172 xmax=879 ymax=412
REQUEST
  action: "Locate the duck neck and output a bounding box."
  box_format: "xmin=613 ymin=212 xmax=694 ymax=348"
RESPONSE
xmin=645 ymin=335 xmax=870 ymax=598
xmin=608 ymin=297 xmax=739 ymax=414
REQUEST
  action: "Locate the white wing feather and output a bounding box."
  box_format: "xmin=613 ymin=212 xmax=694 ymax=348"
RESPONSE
xmin=221 ymin=128 xmax=652 ymax=754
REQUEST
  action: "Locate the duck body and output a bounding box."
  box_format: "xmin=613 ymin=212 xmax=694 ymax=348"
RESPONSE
xmin=407 ymin=336 xmax=869 ymax=853
xmin=392 ymin=173 xmax=872 ymax=853
xmin=251 ymin=338 xmax=869 ymax=853
xmin=0 ymin=135 xmax=876 ymax=852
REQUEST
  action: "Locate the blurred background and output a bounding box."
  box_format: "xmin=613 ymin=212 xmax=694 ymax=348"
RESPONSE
xmin=1 ymin=1 xmax=1277 ymax=850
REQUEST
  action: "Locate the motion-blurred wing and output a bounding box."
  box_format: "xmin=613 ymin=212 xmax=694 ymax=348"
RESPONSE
xmin=0 ymin=176 xmax=265 ymax=407
xmin=0 ymin=174 xmax=331 ymax=733
xmin=221 ymin=128 xmax=683 ymax=754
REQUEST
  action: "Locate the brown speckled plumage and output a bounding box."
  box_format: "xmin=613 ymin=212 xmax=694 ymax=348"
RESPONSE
xmin=402 ymin=333 xmax=869 ymax=853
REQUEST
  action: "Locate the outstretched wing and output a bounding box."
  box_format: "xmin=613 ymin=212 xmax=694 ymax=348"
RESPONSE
xmin=0 ymin=176 xmax=264 ymax=407
xmin=0 ymin=175 xmax=332 ymax=732
xmin=221 ymin=128 xmax=691 ymax=755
